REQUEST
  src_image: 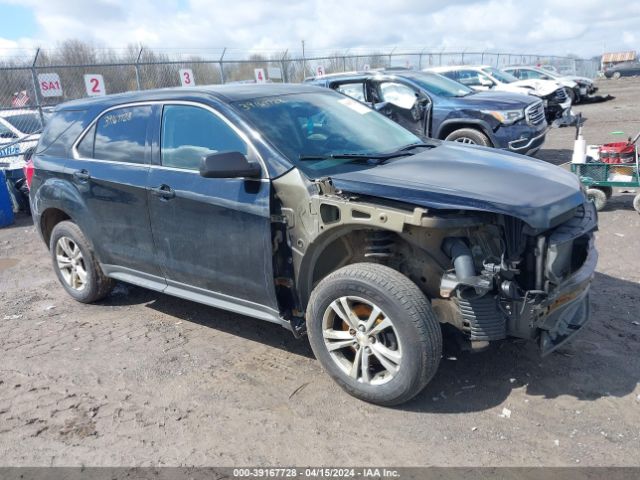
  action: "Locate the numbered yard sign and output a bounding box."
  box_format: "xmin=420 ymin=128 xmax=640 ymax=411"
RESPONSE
xmin=83 ymin=74 xmax=106 ymax=96
xmin=179 ymin=69 xmax=195 ymax=87
xmin=316 ymin=65 xmax=325 ymax=76
xmin=254 ymin=68 xmax=266 ymax=84
xmin=38 ymin=73 xmax=63 ymax=97
xmin=363 ymin=64 xmax=371 ymax=71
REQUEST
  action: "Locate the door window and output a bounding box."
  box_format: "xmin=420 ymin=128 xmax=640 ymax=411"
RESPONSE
xmin=335 ymin=82 xmax=366 ymax=102
xmin=89 ymin=105 xmax=152 ymax=163
xmin=456 ymin=70 xmax=482 ymax=87
xmin=161 ymin=105 xmax=247 ymax=171
xmin=379 ymin=82 xmax=417 ymax=109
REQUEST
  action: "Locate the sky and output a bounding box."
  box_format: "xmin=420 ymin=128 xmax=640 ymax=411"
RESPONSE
xmin=0 ymin=0 xmax=638 ymax=58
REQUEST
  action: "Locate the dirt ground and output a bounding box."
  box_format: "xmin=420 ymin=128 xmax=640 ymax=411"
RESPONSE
xmin=1 ymin=78 xmax=639 ymax=467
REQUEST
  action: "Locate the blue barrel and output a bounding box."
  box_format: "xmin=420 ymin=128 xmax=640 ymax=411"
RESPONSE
xmin=0 ymin=170 xmax=15 ymax=228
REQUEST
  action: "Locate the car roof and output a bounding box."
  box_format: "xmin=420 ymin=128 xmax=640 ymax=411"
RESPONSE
xmin=0 ymin=108 xmax=39 ymax=118
xmin=430 ymin=65 xmax=491 ymax=72
xmin=56 ymin=83 xmax=325 ymax=111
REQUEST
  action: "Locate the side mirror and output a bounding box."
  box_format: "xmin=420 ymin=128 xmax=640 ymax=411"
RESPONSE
xmin=199 ymin=151 xmax=261 ymax=179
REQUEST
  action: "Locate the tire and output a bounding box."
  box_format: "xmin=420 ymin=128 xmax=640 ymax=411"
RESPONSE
xmin=49 ymin=221 xmax=115 ymax=303
xmin=586 ymin=188 xmax=607 ymax=211
xmin=633 ymin=194 xmax=640 ymax=214
xmin=307 ymin=263 xmax=442 ymax=406
xmin=612 ymin=72 xmax=621 ymax=80
xmin=600 ymin=186 xmax=613 ymax=199
xmin=444 ymin=128 xmax=491 ymax=146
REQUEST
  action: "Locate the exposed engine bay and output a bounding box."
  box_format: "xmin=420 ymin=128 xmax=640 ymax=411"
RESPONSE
xmin=271 ymin=169 xmax=598 ymax=355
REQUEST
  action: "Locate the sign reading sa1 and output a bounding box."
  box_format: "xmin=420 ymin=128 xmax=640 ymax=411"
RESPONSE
xmin=179 ymin=69 xmax=195 ymax=87
xmin=254 ymin=68 xmax=266 ymax=84
xmin=38 ymin=73 xmax=63 ymax=97
xmin=83 ymin=74 xmax=106 ymax=96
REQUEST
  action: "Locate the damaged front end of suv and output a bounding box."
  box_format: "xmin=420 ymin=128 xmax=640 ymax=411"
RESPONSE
xmin=272 ymin=146 xmax=597 ymax=357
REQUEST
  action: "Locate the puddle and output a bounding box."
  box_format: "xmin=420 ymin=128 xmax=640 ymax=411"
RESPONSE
xmin=0 ymin=258 xmax=20 ymax=271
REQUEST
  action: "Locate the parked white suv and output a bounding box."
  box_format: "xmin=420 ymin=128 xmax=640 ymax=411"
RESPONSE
xmin=502 ymin=66 xmax=596 ymax=103
xmin=428 ymin=65 xmax=573 ymax=125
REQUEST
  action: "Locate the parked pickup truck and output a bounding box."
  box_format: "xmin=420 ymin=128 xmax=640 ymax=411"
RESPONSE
xmin=30 ymin=85 xmax=597 ymax=405
xmin=305 ymin=70 xmax=548 ymax=156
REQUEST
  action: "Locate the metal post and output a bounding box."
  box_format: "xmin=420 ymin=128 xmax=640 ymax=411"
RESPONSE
xmin=388 ymin=47 xmax=396 ymax=68
xmin=301 ymin=40 xmax=306 ymax=78
xmin=135 ymin=47 xmax=143 ymax=90
xmin=29 ymin=48 xmax=44 ymax=125
xmin=280 ymin=50 xmax=288 ymax=83
xmin=496 ymin=53 xmax=500 ymax=66
xmin=481 ymin=51 xmax=484 ymax=64
xmin=218 ymin=48 xmax=227 ymax=84
xmin=418 ymin=48 xmax=425 ymax=70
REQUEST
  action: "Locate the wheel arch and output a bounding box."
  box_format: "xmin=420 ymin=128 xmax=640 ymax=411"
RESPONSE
xmin=32 ymin=178 xmax=97 ymax=252
xmin=435 ymin=120 xmax=495 ymax=145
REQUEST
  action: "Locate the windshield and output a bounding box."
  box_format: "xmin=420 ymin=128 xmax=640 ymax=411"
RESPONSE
xmin=407 ymin=72 xmax=473 ymax=97
xmin=233 ymin=92 xmax=423 ymax=177
xmin=2 ymin=113 xmax=43 ymax=135
xmin=482 ymin=67 xmax=519 ymax=84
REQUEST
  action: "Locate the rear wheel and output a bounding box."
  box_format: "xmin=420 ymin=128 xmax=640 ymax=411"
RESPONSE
xmin=612 ymin=72 xmax=621 ymax=80
xmin=50 ymin=221 xmax=115 ymax=303
xmin=445 ymin=128 xmax=491 ymax=146
xmin=586 ymin=188 xmax=607 ymax=211
xmin=633 ymin=194 xmax=640 ymax=214
xmin=307 ymin=263 xmax=442 ymax=406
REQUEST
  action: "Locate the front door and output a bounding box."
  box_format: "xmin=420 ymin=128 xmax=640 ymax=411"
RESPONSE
xmin=371 ymin=80 xmax=428 ymax=136
xmin=147 ymin=103 xmax=277 ymax=313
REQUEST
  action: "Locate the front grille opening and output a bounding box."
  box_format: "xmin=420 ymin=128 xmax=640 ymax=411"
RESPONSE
xmin=571 ymin=235 xmax=589 ymax=273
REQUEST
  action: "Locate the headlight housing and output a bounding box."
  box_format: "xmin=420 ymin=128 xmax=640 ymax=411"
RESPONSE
xmin=482 ymin=109 xmax=525 ymax=125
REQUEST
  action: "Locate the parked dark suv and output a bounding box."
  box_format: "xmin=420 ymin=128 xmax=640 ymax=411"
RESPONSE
xmin=305 ymin=70 xmax=548 ymax=155
xmin=31 ymin=85 xmax=597 ymax=405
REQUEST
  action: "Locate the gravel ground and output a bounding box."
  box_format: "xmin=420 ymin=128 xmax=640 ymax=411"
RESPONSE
xmin=0 ymin=78 xmax=639 ymax=467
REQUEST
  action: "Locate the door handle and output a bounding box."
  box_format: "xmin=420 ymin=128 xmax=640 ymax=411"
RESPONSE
xmin=151 ymin=184 xmax=175 ymax=200
xmin=73 ymin=169 xmax=90 ymax=182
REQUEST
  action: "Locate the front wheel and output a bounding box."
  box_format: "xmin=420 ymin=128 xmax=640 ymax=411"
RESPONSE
xmin=633 ymin=194 xmax=640 ymax=214
xmin=307 ymin=263 xmax=442 ymax=406
xmin=444 ymin=128 xmax=491 ymax=146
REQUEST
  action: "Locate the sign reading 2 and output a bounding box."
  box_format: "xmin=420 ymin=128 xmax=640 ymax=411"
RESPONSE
xmin=83 ymin=74 xmax=106 ymax=97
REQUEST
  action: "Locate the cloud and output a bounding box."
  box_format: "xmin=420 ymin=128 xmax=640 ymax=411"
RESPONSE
xmin=0 ymin=0 xmax=639 ymax=57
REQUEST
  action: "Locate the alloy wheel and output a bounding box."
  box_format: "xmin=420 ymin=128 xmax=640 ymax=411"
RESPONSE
xmin=454 ymin=137 xmax=477 ymax=144
xmin=321 ymin=296 xmax=402 ymax=385
xmin=55 ymin=236 xmax=88 ymax=291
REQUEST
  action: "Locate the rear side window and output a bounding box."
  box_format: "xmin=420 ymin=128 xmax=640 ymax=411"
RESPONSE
xmin=161 ymin=105 xmax=247 ymax=171
xmin=86 ymin=105 xmax=152 ymax=164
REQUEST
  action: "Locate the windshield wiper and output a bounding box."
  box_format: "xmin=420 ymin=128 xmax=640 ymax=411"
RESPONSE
xmin=299 ymin=143 xmax=436 ymax=164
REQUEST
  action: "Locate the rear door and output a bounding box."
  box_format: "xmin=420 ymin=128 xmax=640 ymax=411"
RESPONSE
xmin=66 ymin=104 xmax=164 ymax=284
xmin=147 ymin=102 xmax=277 ymax=311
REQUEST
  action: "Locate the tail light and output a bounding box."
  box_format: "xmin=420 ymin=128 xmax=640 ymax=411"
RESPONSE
xmin=23 ymin=159 xmax=34 ymax=190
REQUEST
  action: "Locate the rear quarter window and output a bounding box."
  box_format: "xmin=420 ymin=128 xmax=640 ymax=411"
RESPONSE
xmin=35 ymin=109 xmax=88 ymax=157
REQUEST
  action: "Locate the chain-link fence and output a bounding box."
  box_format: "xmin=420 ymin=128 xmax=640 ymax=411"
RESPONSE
xmin=0 ymin=45 xmax=600 ymax=167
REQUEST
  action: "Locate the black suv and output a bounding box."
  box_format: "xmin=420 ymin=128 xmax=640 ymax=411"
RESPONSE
xmin=31 ymin=85 xmax=597 ymax=405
